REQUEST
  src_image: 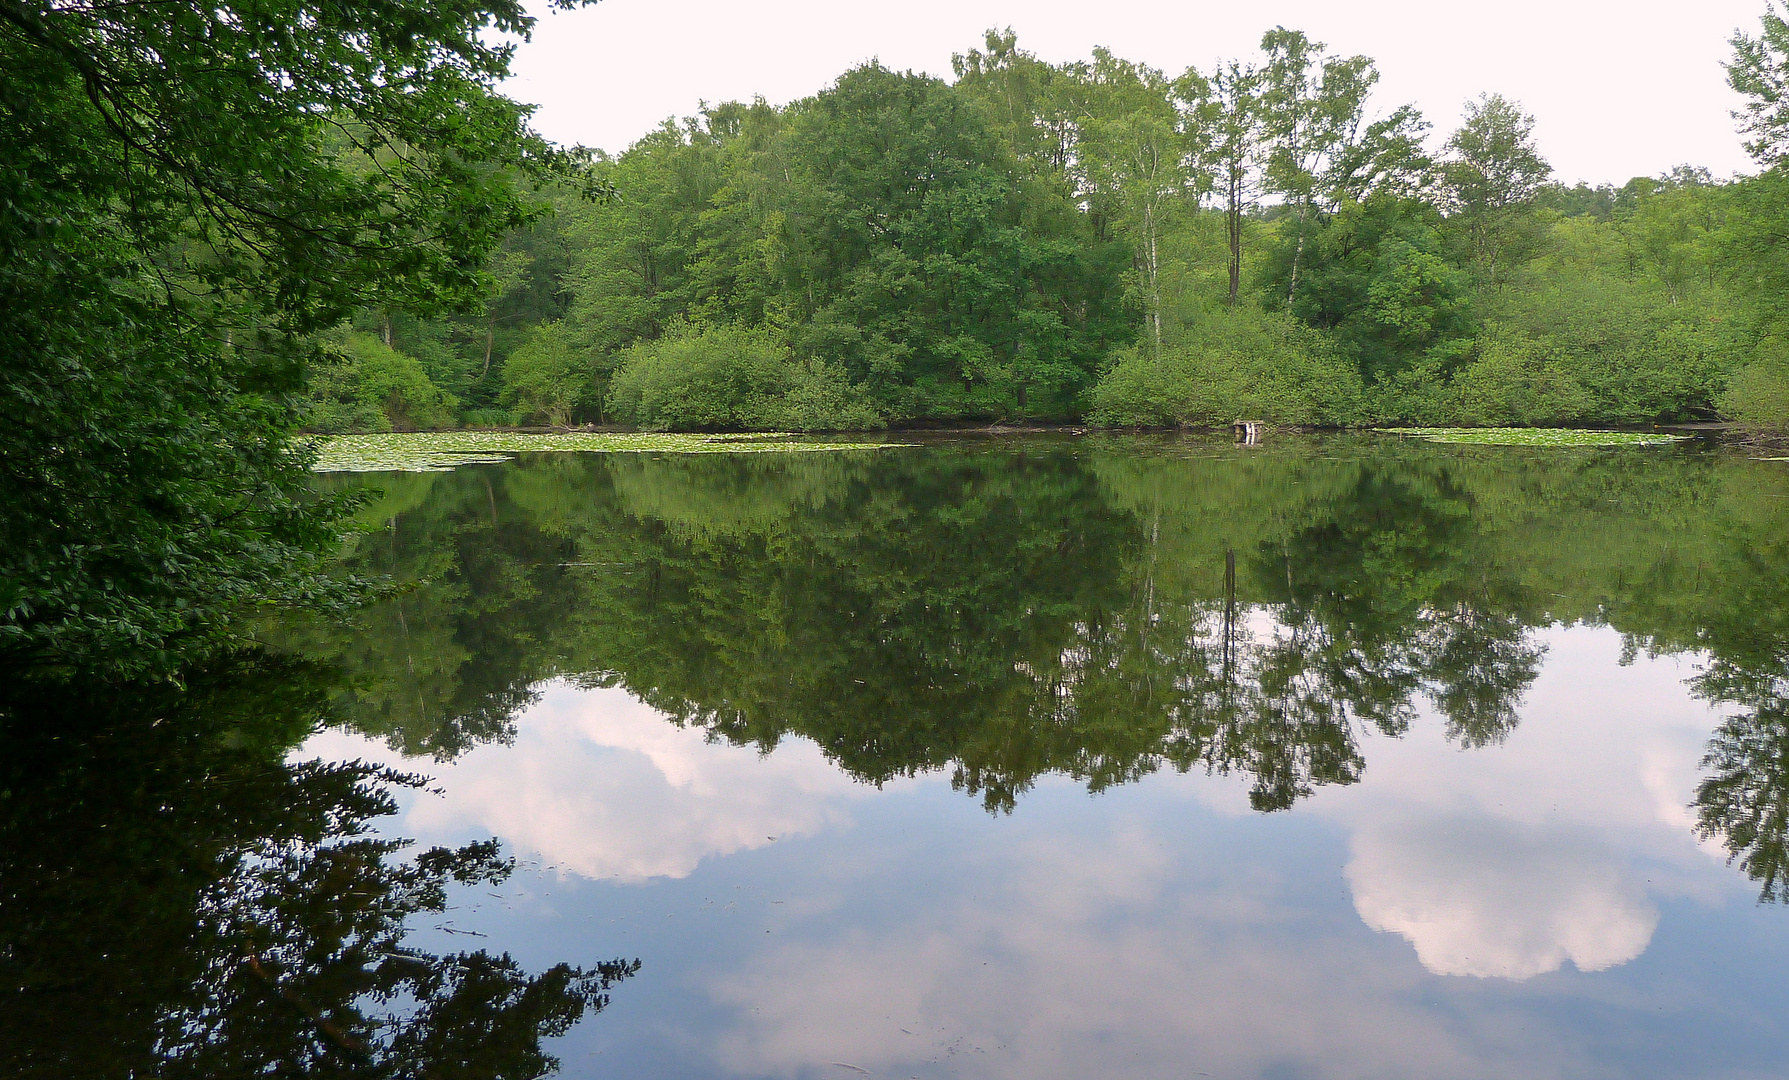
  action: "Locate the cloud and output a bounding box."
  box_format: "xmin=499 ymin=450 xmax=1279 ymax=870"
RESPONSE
xmin=707 ymin=820 xmax=1581 ymax=1080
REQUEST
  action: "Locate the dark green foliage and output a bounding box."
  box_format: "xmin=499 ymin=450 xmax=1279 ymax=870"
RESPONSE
xmin=780 ymin=65 xmax=1131 ymax=419
xmin=550 ymin=64 xmax=1132 ymax=426
xmin=1263 ymin=194 xmax=1475 ymax=384
xmin=0 ymin=654 xmax=635 ymax=1078
xmin=307 ymin=330 xmax=461 ymax=433
xmin=263 ymin=25 xmax=1776 ymax=439
xmin=0 ymin=0 xmax=588 ymax=671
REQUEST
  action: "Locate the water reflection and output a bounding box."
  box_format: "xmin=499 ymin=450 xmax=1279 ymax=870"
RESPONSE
xmin=306 ymin=681 xmax=880 ymax=882
xmin=0 ymin=657 xmax=636 ymax=1080
xmin=28 ymin=433 xmax=1787 ymax=1077
xmin=293 ymin=438 xmax=1787 ymax=854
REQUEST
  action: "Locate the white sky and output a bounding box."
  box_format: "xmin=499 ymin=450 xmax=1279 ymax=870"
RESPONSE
xmin=506 ymin=0 xmax=1766 ymax=185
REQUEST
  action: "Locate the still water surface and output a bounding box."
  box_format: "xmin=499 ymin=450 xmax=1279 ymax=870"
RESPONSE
xmin=11 ymin=434 xmax=1789 ymax=1078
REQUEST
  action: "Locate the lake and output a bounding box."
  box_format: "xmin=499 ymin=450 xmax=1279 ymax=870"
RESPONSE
xmin=7 ymin=432 xmax=1788 ymax=1079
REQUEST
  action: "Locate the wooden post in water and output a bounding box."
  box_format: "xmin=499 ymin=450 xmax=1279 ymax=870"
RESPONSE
xmin=1233 ymin=419 xmax=1263 ymax=445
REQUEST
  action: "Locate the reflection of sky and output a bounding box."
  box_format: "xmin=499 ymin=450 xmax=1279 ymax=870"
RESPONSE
xmin=299 ymin=626 xmax=1789 ymax=1079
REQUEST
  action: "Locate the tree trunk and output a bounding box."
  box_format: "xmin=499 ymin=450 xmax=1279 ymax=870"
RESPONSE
xmin=1287 ymin=205 xmax=1307 ymax=305
xmin=1226 ymin=164 xmax=1243 ymax=306
xmin=1146 ymin=201 xmax=1162 ymax=357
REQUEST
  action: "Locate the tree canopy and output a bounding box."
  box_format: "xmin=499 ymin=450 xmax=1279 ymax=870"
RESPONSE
xmin=0 ymin=0 xmax=592 ymax=671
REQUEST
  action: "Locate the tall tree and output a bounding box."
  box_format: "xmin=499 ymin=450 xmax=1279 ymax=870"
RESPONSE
xmin=1255 ymin=28 xmax=1428 ymax=305
xmin=1438 ymin=94 xmax=1554 ymax=287
xmin=0 ymin=0 xmax=593 ymax=672
xmin=1067 ymin=50 xmax=1215 ymax=355
xmin=1211 ymin=59 xmax=1264 ymax=307
xmin=1729 ymin=1 xmax=1789 ymax=165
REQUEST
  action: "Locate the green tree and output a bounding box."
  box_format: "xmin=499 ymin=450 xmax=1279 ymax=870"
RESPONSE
xmin=0 ymin=0 xmax=592 ymax=672
xmin=780 ymin=63 xmax=1127 ymax=418
xmin=502 ymin=321 xmax=598 ymax=426
xmin=1264 ymin=194 xmax=1475 ymax=384
xmin=1439 ymin=94 xmax=1554 ymax=287
xmin=1210 ymin=58 xmax=1264 ymax=306
xmin=1256 ymin=28 xmax=1427 ymax=305
xmin=1729 ymin=1 xmax=1789 ymax=165
xmin=306 ymin=330 xmax=459 ymax=434
xmin=1064 ymin=50 xmax=1214 ymax=355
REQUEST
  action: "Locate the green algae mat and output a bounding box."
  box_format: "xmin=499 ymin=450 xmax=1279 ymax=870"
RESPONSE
xmin=1379 ymin=427 xmax=1692 ymax=447
xmin=310 ymin=431 xmax=901 ymax=472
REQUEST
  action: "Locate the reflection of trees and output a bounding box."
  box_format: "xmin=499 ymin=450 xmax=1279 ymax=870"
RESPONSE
xmin=287 ymin=443 xmax=1789 ymax=894
xmin=1046 ymin=464 xmax=1545 ymax=810
xmin=1698 ymin=697 xmax=1789 ymax=903
xmin=1232 ymin=468 xmax=1543 ymax=803
xmin=0 ymin=656 xmax=634 ymax=1079
xmin=1683 ymin=519 xmax=1789 ymax=902
xmin=284 ymin=466 xmax=595 ymax=759
xmin=284 ymin=446 xmax=1563 ymax=814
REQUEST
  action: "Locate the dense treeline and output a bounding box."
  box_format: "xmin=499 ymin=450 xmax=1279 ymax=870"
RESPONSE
xmin=313 ymin=22 xmax=1789 ymax=435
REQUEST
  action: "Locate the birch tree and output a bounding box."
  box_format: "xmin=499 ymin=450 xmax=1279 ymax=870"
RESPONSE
xmin=1069 ymin=50 xmax=1215 ymax=355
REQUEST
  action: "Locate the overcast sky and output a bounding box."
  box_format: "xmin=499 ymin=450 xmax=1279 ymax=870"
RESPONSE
xmin=505 ymin=0 xmax=1766 ymax=185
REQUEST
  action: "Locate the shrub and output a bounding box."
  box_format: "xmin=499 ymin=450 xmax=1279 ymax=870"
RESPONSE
xmin=501 ymin=321 xmax=598 ymax=426
xmin=608 ymin=324 xmax=882 ymax=431
xmin=1720 ymin=339 xmax=1789 ymax=433
xmin=1090 ymin=306 xmax=1365 ymax=427
xmin=1448 ymin=333 xmax=1597 ymax=426
xmin=305 ymin=331 xmax=457 ymax=433
xmin=459 ymin=407 xmax=519 ymax=428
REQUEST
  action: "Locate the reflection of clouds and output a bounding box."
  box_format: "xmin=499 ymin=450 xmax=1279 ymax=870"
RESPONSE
xmin=701 ymin=628 xmax=1737 ymax=1078
xmin=710 ymin=820 xmax=1578 ymax=1080
xmin=1347 ymin=819 xmax=1656 ymax=979
xmin=301 ymin=681 xmax=874 ymax=882
xmin=1316 ymin=627 xmax=1723 ymax=980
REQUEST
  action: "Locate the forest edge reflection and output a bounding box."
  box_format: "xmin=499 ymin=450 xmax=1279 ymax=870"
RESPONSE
xmin=0 ymin=656 xmax=638 ymax=1080
xmin=278 ymin=434 xmax=1789 ymax=899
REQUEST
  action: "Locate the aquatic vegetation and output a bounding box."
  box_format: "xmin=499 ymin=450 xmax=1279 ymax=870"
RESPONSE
xmin=1378 ymin=427 xmax=1692 ymax=447
xmin=308 ymin=430 xmax=900 ymax=472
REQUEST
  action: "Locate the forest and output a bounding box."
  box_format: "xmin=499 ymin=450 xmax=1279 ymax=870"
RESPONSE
xmin=311 ymin=26 xmax=1789 ymax=435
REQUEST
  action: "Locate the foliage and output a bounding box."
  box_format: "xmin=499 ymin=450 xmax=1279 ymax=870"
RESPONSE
xmin=608 ymin=323 xmax=883 ymax=431
xmin=501 ymin=321 xmax=599 ymax=426
xmin=235 ymin=24 xmax=1774 ymax=443
xmin=0 ymin=0 xmax=590 ymax=672
xmin=1262 ymin=193 xmax=1475 ymax=383
xmin=1090 ymin=304 xmax=1364 ymax=425
xmin=1730 ymin=1 xmax=1789 ymax=166
xmin=306 ymin=331 xmax=460 ymax=434
xmin=0 ymin=654 xmax=636 ymax=1077
xmin=1719 ymin=340 xmax=1789 ymax=433
xmin=1438 ymin=94 xmax=1554 ymax=286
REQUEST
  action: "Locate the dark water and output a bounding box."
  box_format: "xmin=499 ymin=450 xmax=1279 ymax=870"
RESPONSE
xmin=6 ymin=433 xmax=1789 ymax=1079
